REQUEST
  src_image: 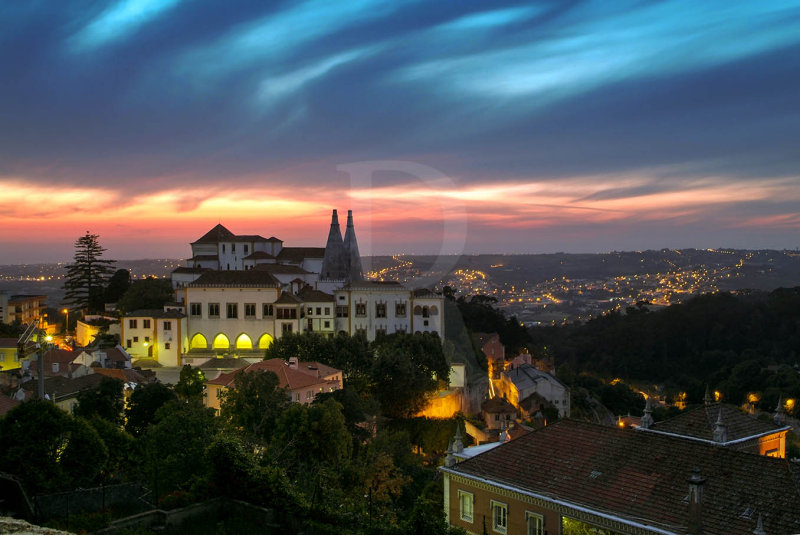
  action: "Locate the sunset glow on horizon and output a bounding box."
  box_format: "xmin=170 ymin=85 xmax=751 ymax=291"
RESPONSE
xmin=2 ymin=1 xmax=799 ymax=262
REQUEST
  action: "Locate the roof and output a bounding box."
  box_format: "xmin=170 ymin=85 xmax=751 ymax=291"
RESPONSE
xmin=413 ymin=288 xmax=438 ymax=297
xmin=199 ymin=357 xmax=250 ymax=370
xmin=243 ymin=251 xmax=275 ymax=260
xmin=341 ymin=281 xmax=406 ymax=290
xmin=207 ymin=358 xmax=339 ymax=391
xmin=191 ymin=254 xmax=219 ymax=262
xmin=504 ymin=363 xmax=566 ymax=392
xmin=171 ymin=266 xmax=209 ymax=274
xmin=252 ymin=264 xmax=311 ymax=275
xmin=0 ymin=394 xmax=20 ymax=416
xmin=86 ymin=347 xmax=130 ymax=363
xmin=187 ymin=270 xmax=280 ymax=288
xmin=192 ymin=224 xmax=235 ymax=244
xmin=124 ymin=309 xmax=186 ymax=319
xmin=297 ymin=287 xmax=335 ymax=303
xmin=518 ymin=391 xmax=553 ymax=413
xmin=482 ymin=397 xmax=517 ymax=414
xmin=27 ymin=349 xmax=81 ymax=375
xmin=274 ymin=292 xmax=302 ymax=305
xmin=93 ymin=367 xmax=147 ymax=383
xmin=276 ymin=247 xmax=326 ymax=263
xmin=0 ymin=338 xmax=18 ymax=349
xmin=444 ymin=419 xmax=800 ymax=535
xmin=22 ymin=373 xmax=108 ymax=399
xmin=649 ymin=403 xmax=790 ymax=443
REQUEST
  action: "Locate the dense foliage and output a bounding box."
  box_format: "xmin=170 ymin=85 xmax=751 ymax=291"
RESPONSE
xmin=532 ymin=288 xmax=800 ymax=408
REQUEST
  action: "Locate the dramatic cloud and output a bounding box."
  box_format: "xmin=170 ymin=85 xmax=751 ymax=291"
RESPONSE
xmin=1 ymin=1 xmax=799 ymax=261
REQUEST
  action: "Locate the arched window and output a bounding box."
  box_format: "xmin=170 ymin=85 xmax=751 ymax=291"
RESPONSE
xmin=413 ymin=305 xmax=422 ymax=316
xmin=430 ymin=305 xmax=438 ymax=315
xmin=190 ymin=333 xmax=207 ymax=350
xmin=258 ymin=333 xmax=274 ymax=349
xmin=212 ymin=333 xmax=230 ymax=349
xmin=236 ymin=333 xmax=253 ymax=350
xmin=422 ymin=306 xmax=430 ymax=318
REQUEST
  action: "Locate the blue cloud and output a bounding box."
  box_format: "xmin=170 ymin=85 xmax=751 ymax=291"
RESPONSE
xmin=69 ymin=0 xmax=184 ymax=51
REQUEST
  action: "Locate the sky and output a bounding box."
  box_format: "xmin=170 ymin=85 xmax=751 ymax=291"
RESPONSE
xmin=1 ymin=0 xmax=799 ymax=263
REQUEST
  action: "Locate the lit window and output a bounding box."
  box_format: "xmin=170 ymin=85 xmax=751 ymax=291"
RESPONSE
xmin=458 ymin=491 xmax=473 ymax=523
xmin=492 ymin=501 xmax=507 ymax=534
xmin=526 ymin=512 xmax=543 ymax=535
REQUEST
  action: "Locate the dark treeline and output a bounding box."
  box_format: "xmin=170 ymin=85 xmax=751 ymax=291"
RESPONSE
xmin=530 ymin=287 xmax=800 ymax=409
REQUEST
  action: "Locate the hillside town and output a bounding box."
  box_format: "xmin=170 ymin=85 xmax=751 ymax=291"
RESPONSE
xmin=1 ymin=211 xmax=798 ymax=534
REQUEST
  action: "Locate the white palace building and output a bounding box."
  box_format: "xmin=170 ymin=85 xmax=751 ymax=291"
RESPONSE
xmin=121 ymin=210 xmax=444 ymax=368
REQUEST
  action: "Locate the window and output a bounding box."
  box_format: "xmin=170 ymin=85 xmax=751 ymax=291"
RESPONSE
xmin=126 ymin=339 xmax=131 ymax=348
xmin=145 ymin=336 xmax=150 ymax=342
xmin=491 ymin=501 xmax=507 ymax=534
xmin=395 ymin=302 xmax=406 ymax=316
xmin=133 ymin=336 xmax=139 ymax=343
xmin=308 ymin=318 xmax=313 ymax=331
xmin=276 ymin=308 xmax=297 ymax=319
xmin=324 ymin=307 xmax=330 ymax=315
xmin=295 ymin=393 xmax=300 ymax=402
xmin=336 ymin=306 xmax=348 ymax=318
xmin=244 ymin=244 xmax=249 ymax=254
xmin=263 ymin=304 xmax=273 ymax=317
xmin=324 ymin=320 xmax=330 ymax=329
xmin=143 ymin=319 xmax=151 ymax=329
xmin=282 ymin=323 xmax=293 ymax=334
xmin=226 ymin=302 xmax=238 ymax=319
xmin=222 ymin=244 xmax=226 ymax=253
xmin=307 ymin=307 xmax=313 ymax=316
xmin=316 ymin=307 xmax=322 ymax=315
xmin=422 ymin=306 xmax=430 ymax=318
xmin=208 ymin=303 xmax=220 ymax=318
xmin=190 ymin=303 xmax=201 ymax=317
xmin=163 ymin=321 xmax=172 ymax=331
xmin=231 ymin=243 xmax=236 ymax=253
xmin=526 ymin=512 xmax=543 ymax=535
xmin=307 ymin=390 xmax=313 ymax=400
xmin=458 ymin=491 xmax=473 ymax=523
xmin=375 ymin=303 xmax=387 ymax=318
xmin=129 ymin=319 xmax=137 ymax=328
xmin=355 ymin=303 xmax=366 ymax=317
xmin=165 ymin=343 xmax=171 ymax=350
xmin=245 ymin=303 xmax=256 ymax=318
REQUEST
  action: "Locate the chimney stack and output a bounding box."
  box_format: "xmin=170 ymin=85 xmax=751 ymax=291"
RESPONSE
xmin=687 ymin=468 xmax=705 ymax=535
xmin=640 ymin=396 xmax=654 ymax=429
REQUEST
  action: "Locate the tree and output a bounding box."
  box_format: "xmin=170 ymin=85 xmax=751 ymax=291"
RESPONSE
xmin=74 ymin=377 xmax=125 ymax=424
xmin=174 ymin=364 xmax=207 ymax=403
xmin=272 ymin=398 xmax=351 ymax=472
xmin=117 ymin=277 xmax=173 ymax=314
xmin=219 ymin=369 xmax=289 ymax=443
xmin=104 ymin=268 xmax=131 ymax=304
xmin=63 ymin=232 xmax=115 ymax=312
xmin=0 ymin=400 xmax=108 ymax=493
xmin=126 ymin=382 xmax=177 ymax=436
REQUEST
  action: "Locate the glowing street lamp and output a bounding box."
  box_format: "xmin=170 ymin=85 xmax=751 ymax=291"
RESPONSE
xmin=62 ymin=308 xmax=69 ymax=334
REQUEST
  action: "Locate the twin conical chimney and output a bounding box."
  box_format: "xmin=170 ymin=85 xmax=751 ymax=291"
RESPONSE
xmin=321 ymin=209 xmax=363 ymax=282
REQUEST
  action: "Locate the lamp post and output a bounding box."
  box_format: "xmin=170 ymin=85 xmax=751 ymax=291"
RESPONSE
xmin=62 ymin=308 xmax=69 ymax=335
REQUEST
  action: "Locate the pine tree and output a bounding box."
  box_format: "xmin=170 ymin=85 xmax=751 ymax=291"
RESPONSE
xmin=63 ymin=232 xmax=116 ymax=312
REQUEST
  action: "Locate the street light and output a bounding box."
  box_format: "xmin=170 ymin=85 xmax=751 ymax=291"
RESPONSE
xmin=62 ymin=308 xmax=69 ymax=335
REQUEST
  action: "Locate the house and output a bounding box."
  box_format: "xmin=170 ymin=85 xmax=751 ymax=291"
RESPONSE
xmin=495 ymin=363 xmax=570 ymax=418
xmin=73 ymin=345 xmax=133 ymax=370
xmin=0 ymin=337 xmax=21 ymax=371
xmin=25 ymin=348 xmax=85 ymax=378
xmin=297 ymin=286 xmax=336 ymax=337
xmin=120 ymin=309 xmax=186 ymax=367
xmin=642 ymin=400 xmax=792 ymax=458
xmin=476 ymin=333 xmax=505 ymax=380
xmin=205 ymin=358 xmax=342 ymax=412
xmin=20 ymin=373 xmax=108 ymax=413
xmin=333 ymin=281 xmax=444 ymax=340
xmin=481 ymin=397 xmax=518 ymax=430
xmin=442 ymin=419 xmax=800 ymax=535
xmin=0 ymin=293 xmax=46 ymax=326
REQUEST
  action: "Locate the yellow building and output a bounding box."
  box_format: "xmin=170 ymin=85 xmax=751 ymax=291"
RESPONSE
xmin=0 ymin=337 xmax=21 ymax=371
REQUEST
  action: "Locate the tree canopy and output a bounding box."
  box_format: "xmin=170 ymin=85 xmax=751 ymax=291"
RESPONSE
xmin=117 ymin=277 xmax=174 ymax=314
xmin=63 ymin=232 xmax=116 ymax=312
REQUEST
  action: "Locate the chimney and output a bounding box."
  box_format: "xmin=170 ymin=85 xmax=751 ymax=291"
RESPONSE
xmin=640 ymin=397 xmax=654 ymax=429
xmin=288 ymin=357 xmax=298 ymax=369
xmin=713 ymin=408 xmax=727 ymax=443
xmin=752 ymin=513 xmax=766 ymax=535
xmin=687 ymin=468 xmax=705 ymax=535
xmin=320 ymin=210 xmax=346 ymax=280
xmin=773 ymin=397 xmax=785 ymax=425
xmin=453 ymin=422 xmax=464 ymax=454
xmin=343 ymin=210 xmax=363 ymax=282
xmin=444 ymin=439 xmax=456 ymax=467
xmin=703 ymin=384 xmax=713 ymax=405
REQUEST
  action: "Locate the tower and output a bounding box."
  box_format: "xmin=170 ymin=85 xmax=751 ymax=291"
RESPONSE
xmin=343 ymin=210 xmax=363 ymax=282
xmin=321 ymin=210 xmax=347 ymax=280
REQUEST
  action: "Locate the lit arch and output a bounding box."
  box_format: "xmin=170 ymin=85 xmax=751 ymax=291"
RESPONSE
xmin=190 ymin=333 xmax=208 ymax=350
xmin=236 ymin=333 xmax=253 ymax=350
xmin=212 ymin=333 xmax=230 ymax=349
xmin=258 ymin=333 xmax=274 ymax=349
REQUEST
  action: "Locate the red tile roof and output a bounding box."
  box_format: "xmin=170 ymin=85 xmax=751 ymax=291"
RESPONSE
xmin=192 ymin=224 xmax=235 ymax=243
xmin=445 ymin=419 xmax=800 ymax=535
xmin=650 ymin=402 xmax=788 ymax=443
xmin=0 ymin=395 xmax=20 ymax=416
xmin=208 ymin=358 xmax=339 ymax=392
xmin=0 ymin=337 xmax=19 ymax=349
